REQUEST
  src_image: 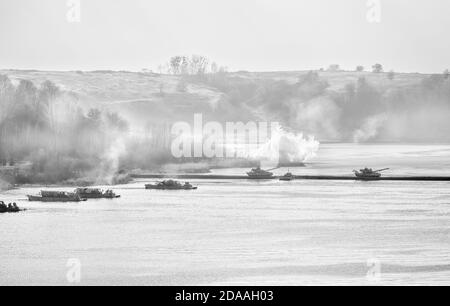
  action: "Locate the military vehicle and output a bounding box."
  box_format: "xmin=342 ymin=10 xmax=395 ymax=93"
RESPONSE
xmin=279 ymin=171 xmax=295 ymax=181
xmin=247 ymin=167 xmax=275 ymax=179
xmin=27 ymin=191 xmax=87 ymax=202
xmin=353 ymin=168 xmax=390 ymax=180
xmin=74 ymin=188 xmax=120 ymax=199
xmin=0 ymin=201 xmax=23 ymax=213
xmin=145 ymin=180 xmax=198 ymax=190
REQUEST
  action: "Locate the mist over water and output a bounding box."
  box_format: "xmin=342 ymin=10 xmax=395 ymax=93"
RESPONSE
xmin=353 ymin=113 xmax=388 ymax=143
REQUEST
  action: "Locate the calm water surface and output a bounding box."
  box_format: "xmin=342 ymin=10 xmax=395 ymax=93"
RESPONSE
xmin=1 ymin=144 xmax=449 ymax=285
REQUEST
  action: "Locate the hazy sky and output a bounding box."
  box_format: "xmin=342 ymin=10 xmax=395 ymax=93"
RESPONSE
xmin=0 ymin=0 xmax=449 ymax=73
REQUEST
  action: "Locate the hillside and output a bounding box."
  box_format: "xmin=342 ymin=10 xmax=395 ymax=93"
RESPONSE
xmin=1 ymin=69 xmax=427 ymax=101
xmin=1 ymin=69 xmax=448 ymax=142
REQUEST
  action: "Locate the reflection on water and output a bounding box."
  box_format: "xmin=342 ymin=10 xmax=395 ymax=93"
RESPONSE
xmin=0 ymin=144 xmax=450 ymax=285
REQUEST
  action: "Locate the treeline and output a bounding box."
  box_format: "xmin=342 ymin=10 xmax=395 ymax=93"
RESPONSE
xmin=0 ymin=74 xmax=129 ymax=183
xmin=192 ymin=69 xmax=450 ymax=142
xmin=156 ymin=55 xmax=450 ymax=141
xmin=159 ymin=55 xmax=228 ymax=76
xmin=325 ymin=63 xmax=385 ymax=73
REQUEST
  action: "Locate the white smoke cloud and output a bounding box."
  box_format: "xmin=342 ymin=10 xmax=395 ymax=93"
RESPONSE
xmin=95 ymin=137 xmax=127 ymax=185
xmin=353 ymin=113 xmax=388 ymax=143
xmin=251 ymin=124 xmax=320 ymax=168
xmin=295 ymin=97 xmax=342 ymax=141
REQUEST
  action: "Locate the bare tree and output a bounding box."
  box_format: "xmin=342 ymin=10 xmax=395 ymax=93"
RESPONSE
xmin=190 ymin=55 xmax=209 ymax=75
xmin=169 ymin=56 xmax=183 ymax=75
xmin=0 ymin=75 xmax=15 ymax=124
xmin=0 ymin=75 xmax=16 ymax=165
xmin=39 ymin=80 xmax=60 ymax=125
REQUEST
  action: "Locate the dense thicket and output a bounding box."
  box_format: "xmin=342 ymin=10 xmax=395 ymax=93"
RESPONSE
xmin=0 ymin=75 xmax=128 ymax=183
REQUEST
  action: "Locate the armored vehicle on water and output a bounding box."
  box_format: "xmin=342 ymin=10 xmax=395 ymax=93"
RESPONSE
xmin=75 ymin=188 xmax=120 ymax=199
xmin=280 ymin=171 xmax=295 ymax=181
xmin=353 ymin=168 xmax=390 ymax=180
xmin=145 ymin=180 xmax=198 ymax=190
xmin=0 ymin=201 xmax=23 ymax=213
xmin=247 ymin=167 xmax=275 ymax=179
xmin=27 ymin=191 xmax=87 ymax=202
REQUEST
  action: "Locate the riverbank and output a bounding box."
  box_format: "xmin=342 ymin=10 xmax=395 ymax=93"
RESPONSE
xmin=0 ymin=168 xmax=132 ymax=190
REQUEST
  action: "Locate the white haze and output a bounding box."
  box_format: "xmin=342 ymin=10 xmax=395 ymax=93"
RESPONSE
xmin=95 ymin=137 xmax=128 ymax=185
xmin=353 ymin=113 xmax=388 ymax=143
xmin=252 ymin=125 xmax=320 ymax=169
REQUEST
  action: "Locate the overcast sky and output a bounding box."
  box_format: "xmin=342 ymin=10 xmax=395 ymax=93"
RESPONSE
xmin=0 ymin=0 xmax=449 ymax=73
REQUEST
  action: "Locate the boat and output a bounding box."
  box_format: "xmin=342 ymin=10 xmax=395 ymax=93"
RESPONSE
xmin=280 ymin=171 xmax=295 ymax=181
xmin=74 ymin=188 xmax=121 ymax=199
xmin=145 ymin=180 xmax=198 ymax=190
xmin=27 ymin=191 xmax=87 ymax=202
xmin=0 ymin=201 xmax=23 ymax=213
xmin=353 ymin=168 xmax=390 ymax=180
xmin=247 ymin=167 xmax=274 ymax=179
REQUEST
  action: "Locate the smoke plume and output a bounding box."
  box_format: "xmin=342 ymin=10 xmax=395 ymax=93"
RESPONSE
xmin=353 ymin=113 xmax=388 ymax=143
xmin=252 ymin=125 xmax=320 ymax=168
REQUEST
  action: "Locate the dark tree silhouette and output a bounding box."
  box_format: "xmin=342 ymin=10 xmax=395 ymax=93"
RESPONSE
xmin=372 ymin=63 xmax=384 ymax=73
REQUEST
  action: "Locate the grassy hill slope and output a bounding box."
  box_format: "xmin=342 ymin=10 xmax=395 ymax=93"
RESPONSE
xmin=2 ymin=69 xmax=447 ymax=142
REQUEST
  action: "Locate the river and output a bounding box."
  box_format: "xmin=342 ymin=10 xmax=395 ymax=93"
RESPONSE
xmin=0 ymin=144 xmax=449 ymax=285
